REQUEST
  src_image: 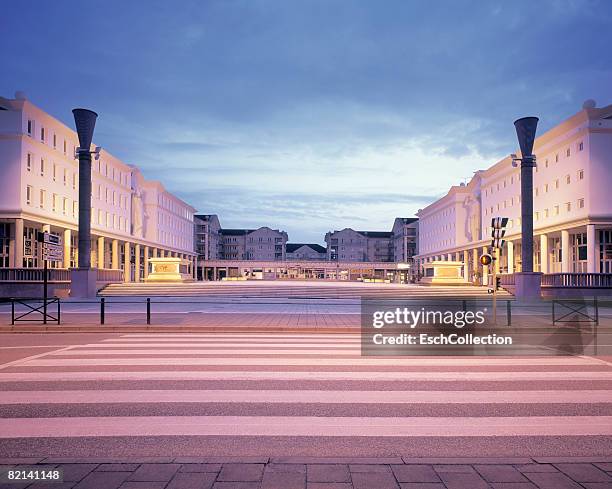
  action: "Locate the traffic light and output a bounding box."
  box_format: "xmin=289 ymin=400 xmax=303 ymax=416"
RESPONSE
xmin=480 ymin=253 xmax=493 ymax=266
xmin=495 ymin=276 xmax=502 ymax=290
xmin=491 ymin=217 xmax=508 ymax=250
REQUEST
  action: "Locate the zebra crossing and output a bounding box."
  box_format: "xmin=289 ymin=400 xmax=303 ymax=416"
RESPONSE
xmin=1 ymin=332 xmax=612 ymax=454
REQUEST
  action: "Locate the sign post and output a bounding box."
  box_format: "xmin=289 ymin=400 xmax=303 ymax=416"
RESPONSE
xmin=37 ymin=232 xmax=64 ymax=324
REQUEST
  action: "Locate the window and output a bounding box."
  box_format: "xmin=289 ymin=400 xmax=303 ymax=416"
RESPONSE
xmin=63 ymin=140 xmax=67 ymax=154
xmin=98 ymin=209 xmax=103 ymax=224
xmin=535 ymin=211 xmax=539 ymax=221
xmin=544 ymin=209 xmax=549 ymax=218
xmin=40 ymin=127 xmax=45 ymax=141
xmin=26 ymin=153 xmax=32 ymax=171
xmin=27 ymin=119 xmax=33 ymax=136
xmin=72 ymin=173 xmax=77 ymax=190
xmin=544 ymin=184 xmax=549 ymax=193
xmin=535 ymin=187 xmax=539 ymax=196
xmin=63 ymin=197 xmax=68 ymax=215
xmin=579 ymin=141 xmax=584 ymax=151
xmin=53 ymin=134 xmax=57 ymax=149
xmin=52 ymin=193 xmax=58 ymax=212
xmin=40 ymin=158 xmax=45 ymax=176
xmin=53 ymin=163 xmax=57 ymax=181
xmin=555 ymin=154 xmax=559 ymax=163
xmin=578 ymin=169 xmax=584 ymax=180
xmin=554 ymin=205 xmax=559 ymax=216
xmin=26 ymin=185 xmax=32 ymax=205
xmin=566 ymin=174 xmax=571 ymax=184
xmin=555 ymin=179 xmax=560 ymax=189
xmin=97 ymin=185 xmax=101 ymax=200
xmin=39 ymin=189 xmax=45 ymax=208
xmin=566 ymin=148 xmax=570 ymax=157
xmin=578 ymin=198 xmax=585 ymax=209
xmin=63 ymin=168 xmax=67 ymax=186
xmin=566 ymin=202 xmax=571 ymax=212
xmin=545 ymin=159 xmax=549 ymax=168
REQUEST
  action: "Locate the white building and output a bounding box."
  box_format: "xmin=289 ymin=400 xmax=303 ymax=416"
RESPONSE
xmin=0 ymin=92 xmax=197 ymax=284
xmin=415 ymin=100 xmax=612 ymax=283
xmin=286 ymin=243 xmax=327 ymax=260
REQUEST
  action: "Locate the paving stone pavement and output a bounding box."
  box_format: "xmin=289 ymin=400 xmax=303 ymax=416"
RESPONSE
xmin=1 ymin=458 xmax=612 ymax=489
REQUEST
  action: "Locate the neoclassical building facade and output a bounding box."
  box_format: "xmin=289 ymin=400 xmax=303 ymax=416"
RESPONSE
xmin=0 ymin=92 xmax=197 ymax=282
xmin=415 ymin=100 xmax=612 ymax=283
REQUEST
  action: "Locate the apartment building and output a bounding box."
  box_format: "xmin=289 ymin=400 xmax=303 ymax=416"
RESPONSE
xmin=286 ymin=243 xmax=327 ymax=260
xmin=415 ymin=99 xmax=612 ymax=281
xmin=220 ymin=227 xmax=288 ymax=261
xmin=0 ymin=92 xmax=197 ymax=281
xmin=194 ymin=214 xmax=221 ymax=260
xmin=325 ymin=219 xmax=419 ymax=263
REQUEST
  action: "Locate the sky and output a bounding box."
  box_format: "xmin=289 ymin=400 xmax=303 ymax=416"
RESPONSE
xmin=2 ymin=0 xmax=612 ymax=243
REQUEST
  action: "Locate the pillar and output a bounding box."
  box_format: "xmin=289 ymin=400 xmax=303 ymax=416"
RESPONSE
xmin=134 ymin=243 xmax=141 ymax=282
xmin=587 ymin=224 xmax=597 ymax=273
xmin=144 ymin=245 xmax=150 ymax=279
xmin=124 ymin=242 xmax=131 ymax=282
xmin=463 ymin=250 xmax=469 ymax=280
xmin=540 ymin=234 xmax=548 ymax=274
xmin=14 ymin=218 xmax=24 ymax=268
xmin=63 ymin=229 xmax=71 ymax=268
xmin=482 ymin=246 xmax=489 ymax=286
xmin=472 ymin=248 xmax=478 ymax=282
xmin=507 ymin=241 xmax=514 ymax=274
xmin=447 ymin=253 xmax=452 ymax=261
xmin=561 ymin=230 xmax=570 ymax=273
xmin=97 ymin=236 xmax=104 ymax=269
xmin=111 ymin=240 xmax=119 ymax=269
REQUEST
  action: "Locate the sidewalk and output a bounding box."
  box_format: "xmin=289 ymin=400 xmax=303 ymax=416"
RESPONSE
xmin=2 ymin=457 xmax=612 ymax=488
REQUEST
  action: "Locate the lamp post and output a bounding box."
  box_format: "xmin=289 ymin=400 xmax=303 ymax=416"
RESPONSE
xmin=512 ymin=116 xmax=542 ymax=300
xmin=70 ymin=108 xmax=99 ymax=298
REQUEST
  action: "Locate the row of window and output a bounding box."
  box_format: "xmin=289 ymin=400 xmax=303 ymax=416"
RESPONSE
xmin=26 ymin=119 xmax=76 ymax=157
xmin=25 ymin=186 xmax=77 ymax=216
xmin=26 ymin=154 xmax=78 ymax=189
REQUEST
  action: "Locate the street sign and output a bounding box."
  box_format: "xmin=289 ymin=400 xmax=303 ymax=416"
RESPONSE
xmin=42 ymin=243 xmax=63 ymax=261
xmin=23 ymin=238 xmax=34 ymax=257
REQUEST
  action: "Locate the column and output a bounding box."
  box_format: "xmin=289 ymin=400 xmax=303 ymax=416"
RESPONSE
xmin=587 ymin=224 xmax=597 ymax=273
xmin=463 ymin=250 xmax=469 ymax=280
xmin=561 ymin=230 xmax=570 ymax=273
xmin=14 ymin=218 xmax=24 ymax=268
xmin=123 ymin=242 xmax=131 ymax=282
xmin=540 ymin=234 xmax=548 ymax=274
xmin=144 ymin=246 xmax=150 ymax=279
xmin=63 ymin=229 xmax=71 ymax=268
xmin=472 ymin=248 xmax=479 ymax=282
xmin=134 ymin=243 xmax=141 ymax=282
xmin=97 ymin=237 xmax=104 ymax=269
xmin=111 ymin=240 xmax=119 ymax=269
xmin=482 ymin=246 xmax=489 ymax=286
xmin=447 ymin=253 xmax=452 ymax=262
xmin=507 ymin=241 xmax=514 ymax=274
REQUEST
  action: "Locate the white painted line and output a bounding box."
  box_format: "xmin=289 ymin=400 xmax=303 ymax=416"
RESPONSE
xmin=2 ymin=389 xmax=611 ymax=405
xmin=51 ymin=349 xmax=361 ymax=356
xmin=0 ymin=346 xmax=76 ymax=370
xmin=1 ymin=415 xmax=611 ymax=438
xmin=84 ymin=343 xmax=361 ymax=349
xmin=1 ymin=370 xmax=611 ymax=383
xmin=18 ymin=357 xmax=603 ymax=367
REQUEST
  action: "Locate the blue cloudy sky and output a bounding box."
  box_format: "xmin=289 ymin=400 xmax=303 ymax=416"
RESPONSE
xmin=2 ymin=0 xmax=611 ymax=242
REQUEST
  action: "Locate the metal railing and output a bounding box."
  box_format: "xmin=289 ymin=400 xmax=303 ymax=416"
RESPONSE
xmin=0 ymin=268 xmax=70 ymax=282
xmin=499 ymin=273 xmax=515 ymax=286
xmin=542 ymin=273 xmax=612 ymax=288
xmin=0 ymin=267 xmax=124 ymax=283
xmin=11 ymin=298 xmax=61 ymax=324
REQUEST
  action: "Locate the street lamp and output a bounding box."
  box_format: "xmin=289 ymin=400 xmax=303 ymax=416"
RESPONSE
xmin=512 ymin=116 xmax=542 ymax=300
xmin=70 ymin=108 xmax=99 ymax=297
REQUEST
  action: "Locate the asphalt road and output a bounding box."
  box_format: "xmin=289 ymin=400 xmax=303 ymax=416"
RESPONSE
xmin=1 ymin=332 xmax=612 ymax=458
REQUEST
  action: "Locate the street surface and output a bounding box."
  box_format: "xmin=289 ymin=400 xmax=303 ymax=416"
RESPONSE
xmin=1 ymin=332 xmax=612 ymax=459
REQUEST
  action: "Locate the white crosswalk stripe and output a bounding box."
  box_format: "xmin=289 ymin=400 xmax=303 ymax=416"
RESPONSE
xmin=0 ymin=332 xmax=611 ymax=441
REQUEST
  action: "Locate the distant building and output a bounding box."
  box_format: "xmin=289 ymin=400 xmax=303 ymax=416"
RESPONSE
xmin=220 ymin=227 xmax=288 ymax=261
xmin=392 ymin=217 xmax=419 ymax=262
xmin=194 ymin=214 xmax=221 ymax=260
xmin=286 ymin=243 xmax=327 ymax=260
xmin=324 ymin=220 xmax=419 ymax=263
